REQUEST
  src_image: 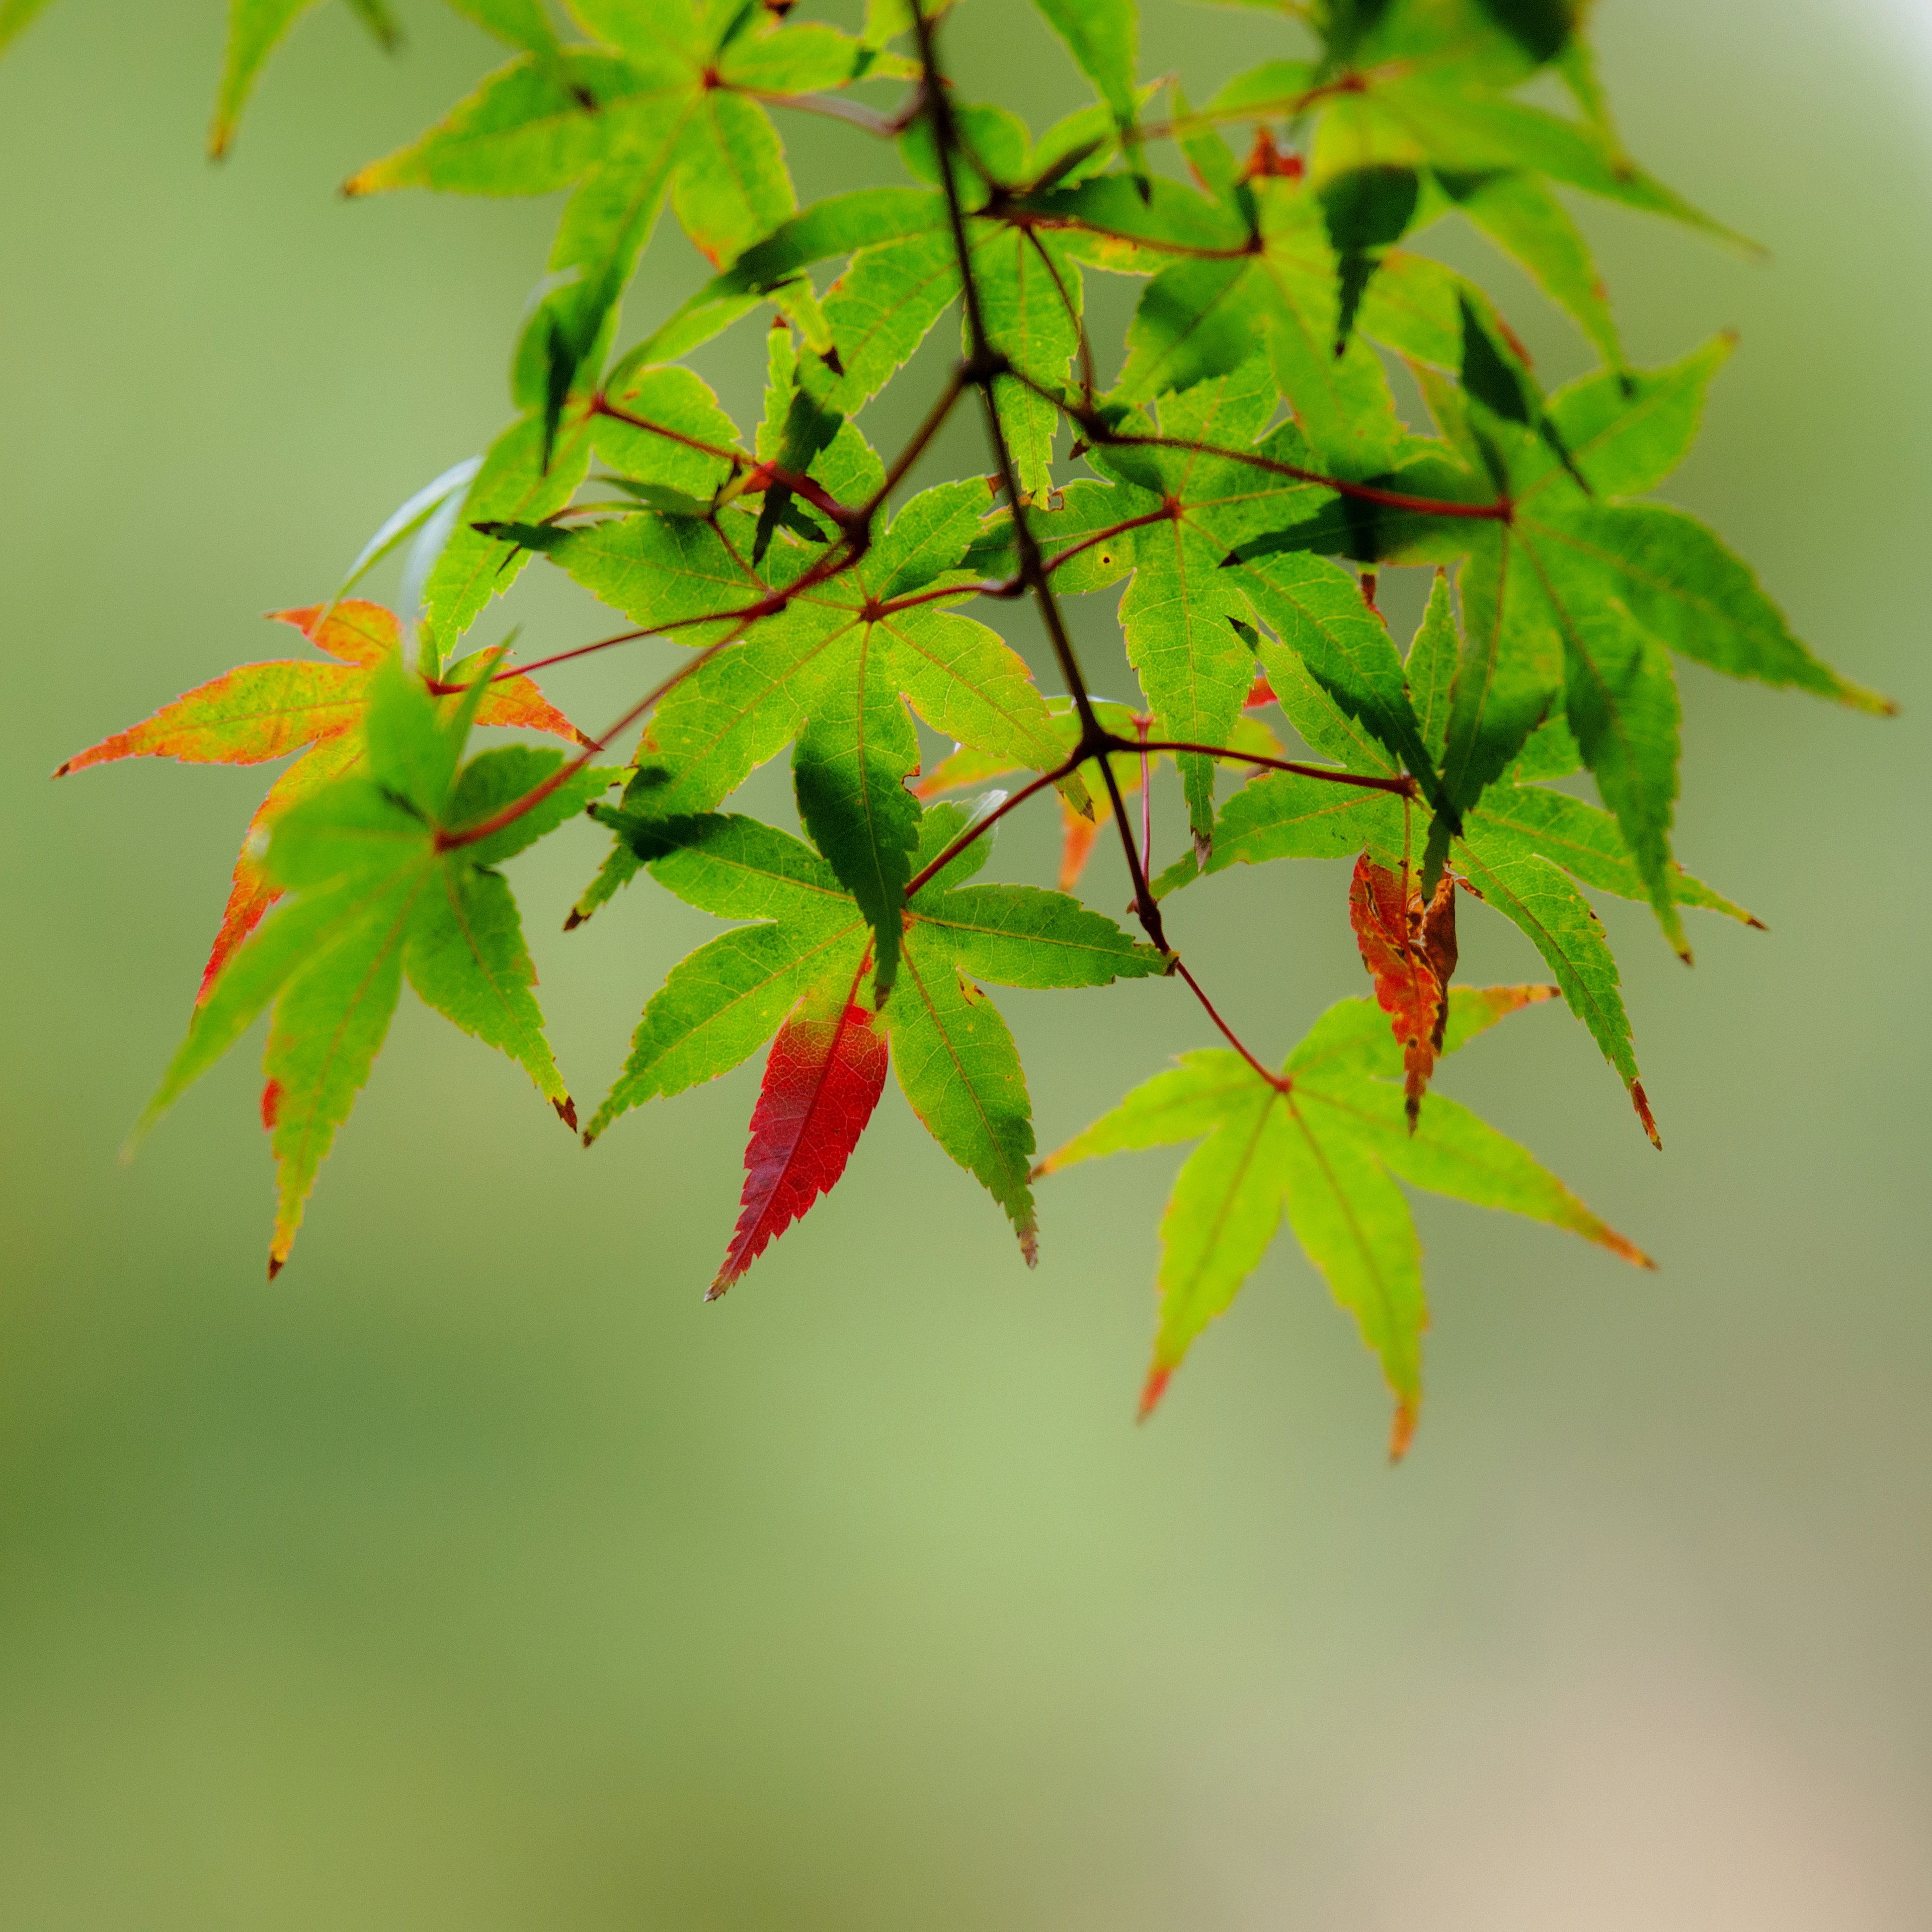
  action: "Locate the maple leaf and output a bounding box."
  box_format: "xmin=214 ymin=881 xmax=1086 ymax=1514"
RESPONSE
xmin=1039 ymin=985 xmax=1651 ymax=1457
xmin=586 ymin=799 xmax=1167 ymax=1271
xmin=548 ymin=453 xmax=1081 ymax=996
xmin=341 ymin=0 xmax=912 ymax=447
xmin=1154 ymin=566 xmax=1761 ymax=1145
xmin=713 ymin=976 xmax=889 ymax=1297
xmin=1069 ymin=358 xmax=1341 ymax=852
xmin=133 ymin=652 xmax=613 ymax=1276
xmin=54 ymin=601 xmax=586 ymax=1002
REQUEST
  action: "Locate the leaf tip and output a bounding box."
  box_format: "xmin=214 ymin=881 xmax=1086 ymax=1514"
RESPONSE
xmin=552 ymin=1095 xmax=579 ymax=1134
xmin=1137 ymin=1363 xmax=1171 ymax=1421
xmin=1631 ymin=1080 xmax=1662 ymax=1150
xmin=1388 ymin=1399 xmax=1418 ymax=1465
xmin=267 ymin=1252 xmax=285 ymax=1282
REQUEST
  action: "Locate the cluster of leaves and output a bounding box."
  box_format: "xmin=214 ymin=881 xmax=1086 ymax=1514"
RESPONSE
xmin=28 ymin=0 xmax=1890 ymax=1454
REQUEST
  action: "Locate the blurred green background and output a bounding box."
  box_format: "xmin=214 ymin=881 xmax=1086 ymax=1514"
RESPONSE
xmin=2 ymin=1 xmax=1927 ymax=1924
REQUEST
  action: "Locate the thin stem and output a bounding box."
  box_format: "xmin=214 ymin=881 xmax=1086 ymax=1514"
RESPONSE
xmin=867 ymin=362 xmax=968 ymax=511
xmin=436 ymin=636 xmax=734 ymax=853
xmin=996 ymin=204 xmax=1259 ymax=261
xmin=758 ymin=90 xmax=900 ymax=136
xmin=1137 ymin=740 xmax=1417 ymax=797
xmin=424 ymin=626 xmax=649 ymax=693
xmin=911 ymin=0 xmax=1169 ymax=952
xmin=902 ymin=757 xmax=1080 ymax=898
xmin=591 ymin=397 xmax=858 ymax=527
xmin=432 ymin=515 xmax=891 ymax=853
xmin=1137 ymin=716 xmax=1153 ymax=881
xmin=1000 ymin=365 xmax=1513 ymax=523
xmin=1101 ymin=433 xmax=1510 ymax=521
xmin=1039 ymin=507 xmax=1173 ymax=577
xmin=878 ymin=578 xmax=1020 ymax=617
xmin=1171 ymin=957 xmax=1288 ymax=1092
xmin=1023 ymin=225 xmax=1096 ymax=406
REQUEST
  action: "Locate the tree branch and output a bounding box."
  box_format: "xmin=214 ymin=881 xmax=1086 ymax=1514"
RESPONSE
xmin=910 ymin=0 xmax=1171 ymax=952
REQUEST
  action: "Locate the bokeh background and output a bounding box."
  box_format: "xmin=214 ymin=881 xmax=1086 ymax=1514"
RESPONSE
xmin=2 ymin=1 xmax=1927 ymax=1924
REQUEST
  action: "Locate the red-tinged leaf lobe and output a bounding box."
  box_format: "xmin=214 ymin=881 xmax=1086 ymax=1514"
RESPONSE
xmin=198 ymin=734 xmax=362 ymax=1003
xmin=710 ymin=990 xmax=889 ymax=1298
xmin=1137 ymin=1362 xmax=1172 ymax=1421
xmin=1243 ymin=672 xmax=1276 ymax=710
xmin=261 ymin=1078 xmax=282 ymax=1130
xmin=269 ymin=600 xmax=401 ymax=666
xmin=1389 ymin=1395 xmax=1418 ymax=1465
xmin=1058 ymin=796 xmax=1101 ymax=892
xmin=473 ymin=676 xmax=595 ymax=746
xmin=1349 ymin=854 xmax=1458 ymax=1130
xmin=55 ymin=660 xmax=369 ymax=773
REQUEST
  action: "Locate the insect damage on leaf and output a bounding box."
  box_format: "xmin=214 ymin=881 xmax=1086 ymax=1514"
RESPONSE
xmin=30 ymin=0 xmax=1892 ymax=1447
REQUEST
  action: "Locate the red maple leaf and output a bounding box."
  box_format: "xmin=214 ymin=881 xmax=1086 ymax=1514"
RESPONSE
xmin=711 ymin=982 xmax=890 ymax=1297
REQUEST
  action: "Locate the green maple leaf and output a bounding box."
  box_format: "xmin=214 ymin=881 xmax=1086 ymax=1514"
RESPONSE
xmin=1219 ymin=328 xmax=1886 ymax=946
xmin=342 ymin=2 xmax=912 ymax=440
xmin=1066 ymin=358 xmax=1346 ymax=850
xmin=1039 ymin=983 xmax=1651 ymax=1455
xmin=546 ymin=417 xmax=1085 ymax=989
xmin=133 ymin=651 xmax=613 ymax=1276
xmin=586 ymin=800 xmax=1167 ymax=1258
xmin=1156 ymin=564 xmax=1762 ymax=1144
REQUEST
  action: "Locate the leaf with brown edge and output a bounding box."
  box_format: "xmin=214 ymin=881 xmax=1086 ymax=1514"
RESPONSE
xmin=1348 ymin=853 xmax=1458 ymax=1130
xmin=711 ymin=973 xmax=889 ymax=1298
xmin=56 ymin=600 xmax=589 ymax=1002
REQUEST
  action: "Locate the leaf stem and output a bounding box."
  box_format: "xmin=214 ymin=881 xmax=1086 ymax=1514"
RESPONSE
xmin=902 ymin=755 xmax=1081 ymax=898
xmin=435 ymin=636 xmax=738 ymax=852
xmin=590 ymin=396 xmax=858 ymax=528
xmin=867 ymin=362 xmax=969 ymax=511
xmin=424 ymin=626 xmax=650 ymax=693
xmin=1136 ymin=740 xmax=1418 ymax=797
xmin=1002 ymin=366 xmax=1513 ymax=521
xmin=1171 ymin=957 xmax=1289 ymax=1091
xmin=1137 ymin=715 xmax=1153 ymax=880
xmin=911 ymin=0 xmax=1170 ymax=952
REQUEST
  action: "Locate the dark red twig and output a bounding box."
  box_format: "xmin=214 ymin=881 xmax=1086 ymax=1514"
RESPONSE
xmin=1171 ymin=958 xmax=1288 ymax=1092
xmin=591 ymin=396 xmax=859 ymax=528
xmin=1136 ymin=716 xmax=1153 ymax=880
xmin=1139 ymin=741 xmax=1418 ymax=797
xmin=911 ymin=0 xmax=1170 ymax=953
xmin=424 ymin=626 xmax=649 ymax=693
xmin=902 ymin=757 xmax=1080 ymax=898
